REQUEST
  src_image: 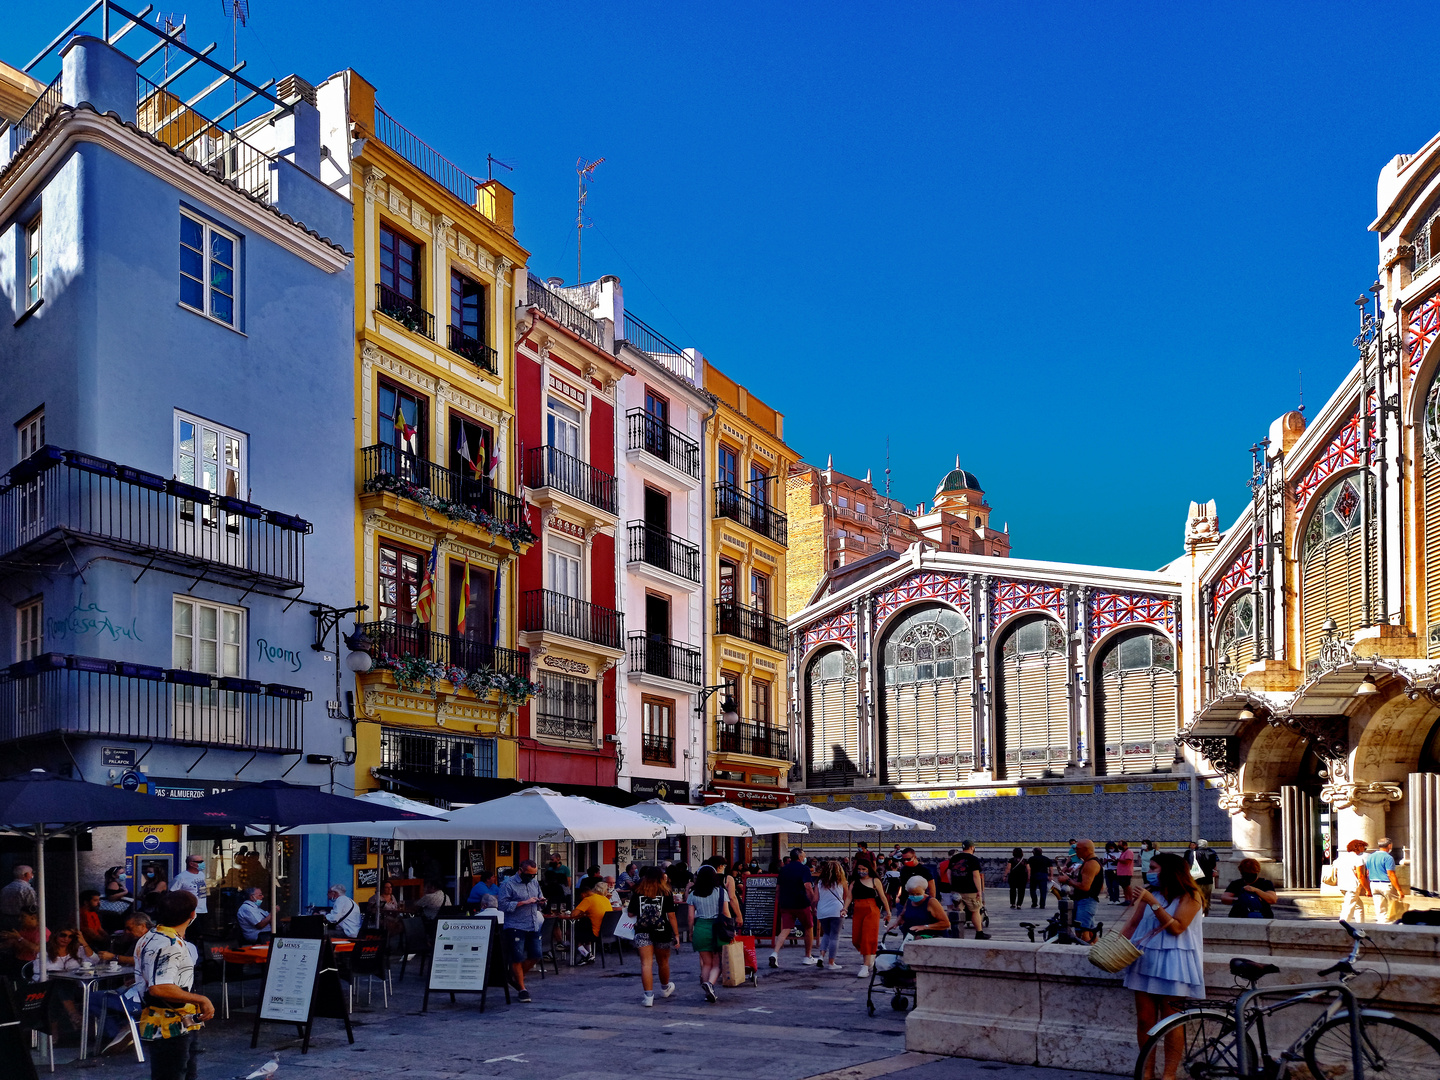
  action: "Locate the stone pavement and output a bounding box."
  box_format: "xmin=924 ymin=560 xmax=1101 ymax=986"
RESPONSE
xmin=29 ymin=917 xmax=1126 ymax=1080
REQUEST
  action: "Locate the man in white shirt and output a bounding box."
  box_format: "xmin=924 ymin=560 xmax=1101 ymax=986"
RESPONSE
xmin=134 ymin=890 xmax=213 ymax=1077
xmin=169 ymin=855 xmax=209 ymax=933
xmin=236 ymin=887 xmax=272 ymax=944
xmin=325 ymin=884 xmax=362 ymax=937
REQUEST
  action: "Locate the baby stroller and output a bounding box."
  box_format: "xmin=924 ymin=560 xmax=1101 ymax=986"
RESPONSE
xmin=866 ymin=927 xmax=919 ymax=1016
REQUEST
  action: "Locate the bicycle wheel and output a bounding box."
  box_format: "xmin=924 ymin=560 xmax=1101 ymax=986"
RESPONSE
xmin=1134 ymin=1009 xmax=1254 ymax=1080
xmin=1304 ymin=1013 xmax=1440 ymax=1080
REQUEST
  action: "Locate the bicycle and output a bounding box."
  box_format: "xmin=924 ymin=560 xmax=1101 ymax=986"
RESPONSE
xmin=1134 ymin=921 xmax=1440 ymax=1080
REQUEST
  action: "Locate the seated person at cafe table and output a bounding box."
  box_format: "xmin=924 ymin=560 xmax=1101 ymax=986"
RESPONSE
xmin=466 ymin=870 xmax=501 ymax=909
xmin=413 ymin=879 xmax=452 ymax=922
xmin=80 ymin=889 xmax=111 ymax=953
xmin=108 ymin=913 xmax=153 ymax=962
xmin=323 ymin=884 xmax=363 ymax=937
xmin=571 ymin=879 xmax=611 ymax=963
xmin=236 ymin=887 xmax=273 ymax=944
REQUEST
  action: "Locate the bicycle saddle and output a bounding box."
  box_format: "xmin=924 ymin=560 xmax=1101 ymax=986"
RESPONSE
xmin=1230 ymin=957 xmax=1280 ymax=983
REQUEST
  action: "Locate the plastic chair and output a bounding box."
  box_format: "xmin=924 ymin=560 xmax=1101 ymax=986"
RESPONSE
xmin=595 ymin=909 xmax=625 ymax=968
xmin=341 ymin=929 xmax=391 ymax=1009
xmin=536 ymin=918 xmax=561 ymax=977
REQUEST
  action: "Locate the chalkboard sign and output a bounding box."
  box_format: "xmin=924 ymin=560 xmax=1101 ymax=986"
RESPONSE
xmin=385 ymin=855 xmax=403 ymax=879
xmin=356 ymin=866 xmax=381 ymax=890
xmin=740 ymin=873 xmax=778 ymax=945
xmin=348 ymin=836 xmax=368 ymax=865
xmin=467 ymin=847 xmax=485 ymax=877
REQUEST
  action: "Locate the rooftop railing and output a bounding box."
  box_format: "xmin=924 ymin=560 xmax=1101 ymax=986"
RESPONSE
xmin=526 ymin=273 xmax=603 ymax=347
xmin=621 ymin=311 xmax=695 ymax=383
xmin=0 ymin=446 xmax=310 ymax=589
xmin=373 ymin=104 xmax=493 ymax=218
xmin=137 ymin=74 xmax=274 ymax=203
xmin=9 ymin=73 xmax=63 ymax=147
xmin=626 ymin=409 xmax=700 ymax=479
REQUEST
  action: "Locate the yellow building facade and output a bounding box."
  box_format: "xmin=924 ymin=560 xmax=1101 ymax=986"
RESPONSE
xmin=312 ymin=71 xmax=535 ymax=800
xmin=701 ymin=363 xmax=797 ymax=807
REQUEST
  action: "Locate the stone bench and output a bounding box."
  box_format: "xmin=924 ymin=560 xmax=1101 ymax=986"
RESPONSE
xmin=905 ymin=920 xmax=1440 ymax=1074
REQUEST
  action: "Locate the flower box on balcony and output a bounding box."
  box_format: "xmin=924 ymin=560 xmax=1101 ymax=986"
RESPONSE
xmin=168 ymin=479 xmax=212 ymax=503
xmin=7 ymin=445 xmax=64 ymax=486
xmin=119 ymin=466 xmax=168 ymax=491
xmin=218 ymin=495 xmax=264 ymax=519
xmin=217 ymin=677 xmax=264 ymax=695
xmin=65 ymin=451 xmax=119 ymax=477
xmin=265 ymin=683 xmax=310 ymax=700
xmin=68 ymin=656 xmax=117 ymax=674
xmin=7 ymin=653 xmax=68 ymax=678
xmin=165 ymin=668 xmax=213 ymax=688
xmin=266 ymin=511 xmax=312 ymax=533
xmin=117 ymin=662 xmax=166 ymax=681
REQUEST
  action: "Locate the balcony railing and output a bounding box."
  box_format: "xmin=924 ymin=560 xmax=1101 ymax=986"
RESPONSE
xmin=523 ymin=590 xmax=623 ymax=650
xmin=523 ymin=446 xmax=617 ymax=515
xmin=642 ymin=733 xmax=675 ymax=765
xmin=11 ymin=74 xmax=63 ymax=147
xmin=621 ymin=312 xmax=695 ymax=383
xmin=533 ymin=714 xmax=597 ymax=743
xmin=626 ymin=522 xmax=700 ymax=583
xmin=447 ymin=325 xmax=498 ymax=374
xmin=716 ymin=720 xmax=789 ymax=761
xmin=715 ymin=601 xmax=789 ymax=652
xmin=375 ymin=283 xmax=434 ymax=339
xmin=361 ymin=444 xmax=529 ymax=538
xmin=373 ymin=104 xmax=492 ymax=217
xmin=715 ymin=482 xmax=788 ymax=545
xmin=358 ymin=620 xmax=530 ymax=681
xmin=626 ymin=409 xmax=700 ymax=478
xmin=0 ymin=446 xmax=309 ymax=589
xmin=526 ymin=273 xmax=602 ymax=347
xmin=136 ymin=74 xmax=274 ymax=203
xmin=627 ymin=633 xmax=703 ymax=686
xmin=0 ymin=654 xmax=307 ymax=752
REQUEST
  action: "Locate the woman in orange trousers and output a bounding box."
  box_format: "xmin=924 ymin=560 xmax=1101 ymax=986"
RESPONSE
xmin=850 ymin=862 xmax=891 ymax=977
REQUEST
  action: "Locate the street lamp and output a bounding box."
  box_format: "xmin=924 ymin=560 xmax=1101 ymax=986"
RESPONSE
xmin=343 ymin=628 xmax=374 ymax=673
xmin=696 ymin=684 xmax=740 ymax=726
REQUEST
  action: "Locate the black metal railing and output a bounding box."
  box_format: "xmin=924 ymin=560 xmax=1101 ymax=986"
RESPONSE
xmin=524 ymin=445 xmax=617 ymax=514
xmin=373 ymin=105 xmax=489 ymax=214
xmin=13 ymin=74 xmax=63 ymax=146
xmin=641 ymin=733 xmax=675 ymax=765
xmin=714 ymin=482 xmax=788 ymax=545
xmin=626 ymin=633 xmax=702 ymax=686
xmin=375 ymin=283 xmax=434 ymax=338
xmin=361 ymin=444 xmax=527 ymax=534
xmin=621 ymin=312 xmax=695 ymax=382
xmin=523 ymin=590 xmax=623 ymax=650
xmin=0 ymin=446 xmax=309 ymax=589
xmin=358 ymin=621 xmax=530 ymax=680
xmin=533 ymin=714 xmax=597 ymax=743
xmin=716 ymin=720 xmax=789 ymax=761
xmin=626 ymin=409 xmax=700 ymax=478
xmin=715 ymin=601 xmax=789 ymax=652
xmin=136 ymin=74 xmax=274 ymax=202
xmin=626 ymin=522 xmax=700 ymax=582
xmin=447 ymin=324 xmax=498 ymax=374
xmin=525 ymin=273 xmax=602 ymax=346
xmin=0 ymin=654 xmax=306 ymax=751
xmin=380 ymin=726 xmax=497 ymax=777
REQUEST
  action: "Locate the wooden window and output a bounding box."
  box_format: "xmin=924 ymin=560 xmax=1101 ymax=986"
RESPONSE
xmin=718 ymin=445 xmax=738 ymax=488
xmin=379 ymin=543 xmax=425 ymax=624
xmin=379 ymin=224 xmax=420 ymax=302
xmin=450 ymin=269 xmax=485 ymax=342
xmin=25 ymin=216 xmax=41 ymax=308
xmin=449 ymin=560 xmax=495 ymax=652
xmin=642 ymin=696 xmax=675 ymax=765
xmin=750 ymin=569 xmax=770 ymax=614
xmin=721 ymin=670 xmax=741 ymax=710
xmin=173 ymin=597 xmax=243 ymax=678
xmin=1097 ymin=630 xmax=1178 ymax=775
xmin=379 ymin=380 xmax=426 ymax=457
xmin=645 ymin=388 xmax=669 ymax=424
xmin=548 ymin=537 xmax=583 ymax=599
xmin=751 ymin=679 xmax=771 ymax=726
xmin=749 ymin=463 xmax=769 ymax=506
xmin=718 ymin=559 xmax=736 ymax=603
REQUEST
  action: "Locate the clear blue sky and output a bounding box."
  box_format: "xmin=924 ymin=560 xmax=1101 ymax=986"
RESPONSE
xmin=13 ymin=3 xmax=1435 ymax=570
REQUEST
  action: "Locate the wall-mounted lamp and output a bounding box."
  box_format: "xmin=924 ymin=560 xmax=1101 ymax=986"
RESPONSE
xmin=1237 ymin=706 xmax=1256 ymax=721
xmin=1355 ymin=674 xmax=1378 ymax=696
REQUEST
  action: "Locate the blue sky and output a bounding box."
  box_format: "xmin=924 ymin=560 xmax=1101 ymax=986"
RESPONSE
xmin=12 ymin=3 xmax=1436 ymax=570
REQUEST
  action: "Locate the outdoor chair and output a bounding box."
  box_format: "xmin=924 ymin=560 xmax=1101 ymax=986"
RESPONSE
xmin=395 ymin=914 xmax=431 ymax=982
xmin=340 ymin=928 xmax=391 ymax=1009
xmin=536 ymin=917 xmax=561 ymax=977
xmin=17 ymin=980 xmax=57 ymax=1072
xmin=595 ymin=909 xmax=625 ymax=968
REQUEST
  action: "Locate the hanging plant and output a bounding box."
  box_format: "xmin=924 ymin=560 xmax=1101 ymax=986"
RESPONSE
xmin=365 ymin=472 xmax=538 ymax=551
xmin=371 ymin=651 xmax=538 ymax=704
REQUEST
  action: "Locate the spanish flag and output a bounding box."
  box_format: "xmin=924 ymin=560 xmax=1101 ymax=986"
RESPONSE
xmin=456 ymin=560 xmax=471 ymax=636
xmin=393 ymin=403 xmax=415 ymax=449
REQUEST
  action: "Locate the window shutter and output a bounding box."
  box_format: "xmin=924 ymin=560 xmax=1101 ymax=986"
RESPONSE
xmin=1426 ymin=455 xmax=1440 ymax=656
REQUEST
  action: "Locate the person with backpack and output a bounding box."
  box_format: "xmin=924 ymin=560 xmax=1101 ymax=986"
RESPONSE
xmin=627 ymin=867 xmax=679 ymax=1007
xmin=1185 ymin=840 xmax=1218 ymax=914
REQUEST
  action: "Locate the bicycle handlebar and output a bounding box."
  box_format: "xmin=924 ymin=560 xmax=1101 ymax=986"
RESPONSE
xmin=1338 ymin=920 xmax=1366 ymax=965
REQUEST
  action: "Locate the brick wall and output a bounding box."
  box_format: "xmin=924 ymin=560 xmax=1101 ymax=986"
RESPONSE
xmin=786 ymin=472 xmax=829 ymax=615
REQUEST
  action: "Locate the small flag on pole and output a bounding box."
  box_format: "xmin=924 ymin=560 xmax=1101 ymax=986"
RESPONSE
xmin=393 ymin=402 xmax=416 ymax=450
xmin=457 ymin=425 xmax=472 ymax=468
xmin=415 ymin=541 xmax=438 ymax=624
xmin=472 ymin=440 xmax=485 ymax=479
xmin=456 ymin=560 xmax=471 ymax=635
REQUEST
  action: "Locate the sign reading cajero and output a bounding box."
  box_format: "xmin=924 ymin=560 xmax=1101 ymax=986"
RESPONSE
xmin=541 ymin=654 xmax=592 ymax=676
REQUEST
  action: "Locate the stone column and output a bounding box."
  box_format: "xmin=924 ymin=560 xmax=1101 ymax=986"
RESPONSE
xmin=1219 ymin=790 xmax=1282 ymax=861
xmin=1321 ymin=782 xmax=1404 ymax=850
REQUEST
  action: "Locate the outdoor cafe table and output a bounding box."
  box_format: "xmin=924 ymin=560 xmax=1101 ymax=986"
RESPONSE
xmin=47 ymin=965 xmax=128 ymax=1060
xmin=219 ymin=939 xmax=354 ymax=1019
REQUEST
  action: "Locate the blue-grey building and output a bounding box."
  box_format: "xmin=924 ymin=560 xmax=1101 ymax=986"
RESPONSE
xmin=0 ymin=22 xmax=356 ymax=916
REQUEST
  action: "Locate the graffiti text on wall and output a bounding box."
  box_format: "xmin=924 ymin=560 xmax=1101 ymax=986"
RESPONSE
xmin=48 ymin=595 xmax=142 ymax=643
xmin=256 ymin=638 xmax=303 ymax=672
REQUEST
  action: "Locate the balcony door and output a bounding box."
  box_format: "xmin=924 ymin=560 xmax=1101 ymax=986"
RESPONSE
xmin=175 ymin=413 xmax=246 ymax=570
xmin=450 ymin=560 xmax=495 ymax=669
xmin=172 ymin=598 xmax=243 ymax=744
xmin=449 ymin=414 xmax=493 ymax=511
xmin=644 ymin=486 xmax=669 ymax=568
xmin=450 ymin=270 xmax=485 ymax=344
xmin=15 ymin=409 xmax=45 ymax=544
xmin=379 ymin=382 xmax=427 ymax=488
xmin=380 ymin=224 xmax=420 ymax=302
xmin=547 ymin=396 xmax=582 ymax=492
xmin=749 ymin=463 xmax=769 ymax=508
xmin=646 ymin=592 xmax=671 ymax=679
xmin=644 ymin=388 xmax=669 ymax=459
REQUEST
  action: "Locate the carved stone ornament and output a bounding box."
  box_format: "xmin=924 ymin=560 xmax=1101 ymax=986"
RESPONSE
xmin=1217 ymin=789 xmax=1282 ymax=817
xmin=360 ymin=690 xmax=384 ymax=719
xmin=1319 ymin=781 xmax=1403 ymax=811
xmin=1185 ymin=499 xmax=1221 ymax=546
xmin=363 ymin=167 xmax=386 ymax=205
xmin=537 ymin=335 xmax=553 ymax=361
xmin=495 ymin=258 xmax=512 ymax=290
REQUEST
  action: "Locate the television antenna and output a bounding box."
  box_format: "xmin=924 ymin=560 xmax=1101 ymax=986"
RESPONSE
xmin=220 ymin=1 xmax=250 ymax=114
xmin=576 ymin=156 xmax=604 ymax=284
xmin=487 ymin=154 xmax=514 ymax=182
xmin=156 ymin=13 xmax=186 ymax=84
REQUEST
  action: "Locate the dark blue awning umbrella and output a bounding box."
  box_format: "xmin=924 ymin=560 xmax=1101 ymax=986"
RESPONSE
xmin=0 ymin=769 xmax=251 ymax=979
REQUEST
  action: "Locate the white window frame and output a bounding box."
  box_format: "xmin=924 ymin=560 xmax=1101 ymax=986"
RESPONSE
xmin=172 ymin=596 xmax=245 ymax=678
xmin=25 ymin=216 xmax=41 ymax=309
xmin=179 ymin=212 xmax=239 ymax=328
xmin=16 ymin=597 xmax=43 ymax=662
xmin=175 ymin=411 xmax=246 ymax=502
xmin=837 ymin=495 xmax=848 ymax=509
xmin=16 ymin=409 xmax=44 ymax=459
xmin=547 ymin=535 xmax=584 ymax=600
xmin=546 ymin=395 xmax=583 ymax=459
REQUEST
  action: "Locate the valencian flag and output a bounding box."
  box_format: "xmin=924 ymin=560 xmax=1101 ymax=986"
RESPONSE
xmin=456 ymin=560 xmax=471 ymax=635
xmin=415 ymin=541 xmax=439 ymax=624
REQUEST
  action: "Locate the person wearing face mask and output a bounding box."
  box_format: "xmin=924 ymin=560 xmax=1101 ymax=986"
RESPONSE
xmin=898 ymin=848 xmax=936 ymax=899
xmin=1118 ymin=852 xmax=1205 ymax=1069
xmin=1220 ymin=859 xmax=1277 ymax=919
xmin=169 ymin=855 xmax=209 ymax=935
xmin=893 ymin=876 xmax=950 ymax=940
xmin=498 ymin=859 xmax=544 ymax=1003
xmin=850 ymin=860 xmax=890 ymax=978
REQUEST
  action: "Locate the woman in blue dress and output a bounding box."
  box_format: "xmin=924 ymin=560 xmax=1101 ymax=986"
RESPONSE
xmin=1118 ymin=851 xmax=1205 ymax=1078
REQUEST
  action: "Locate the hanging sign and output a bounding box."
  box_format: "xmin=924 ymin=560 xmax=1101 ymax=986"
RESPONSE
xmin=423 ymin=917 xmax=493 ymax=1013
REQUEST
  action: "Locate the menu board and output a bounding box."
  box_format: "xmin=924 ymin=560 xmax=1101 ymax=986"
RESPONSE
xmin=740 ymin=873 xmax=779 ymax=943
xmin=428 ymin=917 xmax=493 ymax=993
xmin=259 ymin=937 xmax=322 ymax=1023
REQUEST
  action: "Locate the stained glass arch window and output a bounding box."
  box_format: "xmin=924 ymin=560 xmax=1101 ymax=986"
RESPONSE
xmin=1424 ymin=374 xmax=1440 ymax=462
xmin=1216 ymin=593 xmax=1256 ymax=670
xmin=882 ymin=605 xmax=972 ymax=685
xmin=1301 ymin=473 xmax=1372 ymax=565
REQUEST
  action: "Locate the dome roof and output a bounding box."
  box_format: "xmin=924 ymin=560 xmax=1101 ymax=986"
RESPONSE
xmin=936 ymin=457 xmax=982 ymax=495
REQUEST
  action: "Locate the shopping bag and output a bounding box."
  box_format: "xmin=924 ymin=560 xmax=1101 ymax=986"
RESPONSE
xmin=1322 ymin=863 xmax=1339 ymax=887
xmin=719 ymin=939 xmax=747 ymax=987
xmin=738 ymin=934 xmax=757 ymax=972
xmin=615 ymin=911 xmax=637 ymax=940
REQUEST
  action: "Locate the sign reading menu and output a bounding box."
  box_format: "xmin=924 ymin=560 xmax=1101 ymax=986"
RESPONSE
xmin=258 ymin=937 xmax=321 ymax=1023
xmin=740 ymin=873 xmax=779 ymax=945
xmin=423 ymin=917 xmax=493 ymax=1013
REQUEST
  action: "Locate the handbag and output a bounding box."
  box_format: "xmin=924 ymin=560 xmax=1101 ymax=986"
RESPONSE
xmin=1322 ymin=863 xmax=1340 ymax=888
xmin=614 ymin=911 xmax=637 ymax=941
xmin=716 ymin=914 xmax=736 ymax=944
xmin=1087 ymin=922 xmax=1163 ymax=973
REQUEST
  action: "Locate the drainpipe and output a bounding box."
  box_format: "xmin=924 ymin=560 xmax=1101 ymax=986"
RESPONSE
xmin=699 ymin=394 xmax=719 ymax=802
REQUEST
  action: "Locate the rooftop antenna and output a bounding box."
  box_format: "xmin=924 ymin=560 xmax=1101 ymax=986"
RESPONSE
xmin=1297 ymin=368 xmax=1305 ymax=415
xmin=220 ymin=0 xmax=249 ymax=115
xmin=879 ymin=437 xmax=894 ymax=547
xmin=156 ymin=13 xmax=187 ymax=85
xmin=487 ymin=154 xmax=514 ymax=182
xmin=576 ymin=156 xmax=604 ymax=284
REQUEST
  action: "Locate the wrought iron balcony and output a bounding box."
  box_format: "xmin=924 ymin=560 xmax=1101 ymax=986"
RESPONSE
xmin=0 ymin=653 xmax=307 ymax=752
xmin=641 ymin=732 xmax=675 ymax=765
xmin=375 ymin=283 xmax=434 ymax=339
xmin=525 ymin=273 xmax=602 ymax=347
xmin=715 ymin=600 xmax=789 ymax=652
xmin=447 ymin=325 xmax=498 ymax=375
xmin=136 ymin=74 xmax=274 ymax=203
xmin=0 ymin=446 xmax=309 ymax=589
xmin=533 ymin=714 xmax=597 ymax=744
xmin=715 ymin=720 xmax=789 ymax=761
xmin=523 ymin=446 xmax=617 ymax=515
xmin=626 ymin=409 xmax=700 ymax=478
xmin=626 ymin=632 xmax=702 ymax=686
xmin=12 ymin=74 xmax=62 ymax=148
xmin=626 ymin=522 xmax=700 ymax=583
xmin=373 ymin=104 xmax=492 ymax=217
xmin=361 ymin=444 xmax=530 ymax=541
xmin=714 ymin=482 xmax=788 ymax=545
xmin=357 ymin=620 xmax=530 ymax=681
xmin=523 ymin=590 xmax=623 ymax=651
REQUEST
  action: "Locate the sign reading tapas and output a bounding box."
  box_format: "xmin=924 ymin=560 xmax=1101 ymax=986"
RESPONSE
xmin=542 ymin=655 xmax=590 ymax=675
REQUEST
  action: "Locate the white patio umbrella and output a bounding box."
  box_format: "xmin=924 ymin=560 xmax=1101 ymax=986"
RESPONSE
xmin=868 ymin=808 xmax=937 ymax=831
xmin=629 ymin=800 xmax=750 ymax=837
xmin=827 ymin=806 xmax=899 ymax=830
xmin=696 ymin=801 xmax=807 ymax=836
xmin=760 ymin=804 xmax=881 ymax=831
xmin=391 ymin=787 xmax=669 ymax=843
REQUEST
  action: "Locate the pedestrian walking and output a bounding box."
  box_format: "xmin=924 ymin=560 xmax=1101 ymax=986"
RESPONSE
xmin=1184 ymin=840 xmax=1217 ymax=915
xmin=850 ymin=860 xmax=890 ymax=979
xmin=948 ymin=841 xmax=990 ymax=939
xmin=688 ymin=865 xmax=735 ymax=1002
xmin=1363 ymin=838 xmax=1406 ymax=924
xmin=1104 ymin=842 xmax=1121 ymax=903
xmin=1115 ymin=840 xmax=1135 ymax=903
xmin=1119 ymin=852 xmax=1205 ymax=1067
xmin=1006 ymin=848 xmax=1030 ymax=909
xmin=769 ymin=848 xmax=818 ymax=968
xmin=1334 ymin=839 xmax=1370 ymax=925
xmin=816 ymin=860 xmax=849 ymax=971
xmin=134 ymin=889 xmax=214 ymax=1080
xmin=629 ymin=866 xmax=679 ymax=1007
xmin=169 ymin=854 xmax=209 ymax=934
xmin=1027 ymin=848 xmax=1053 ymax=908
xmin=498 ymin=859 xmax=544 ymax=1003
